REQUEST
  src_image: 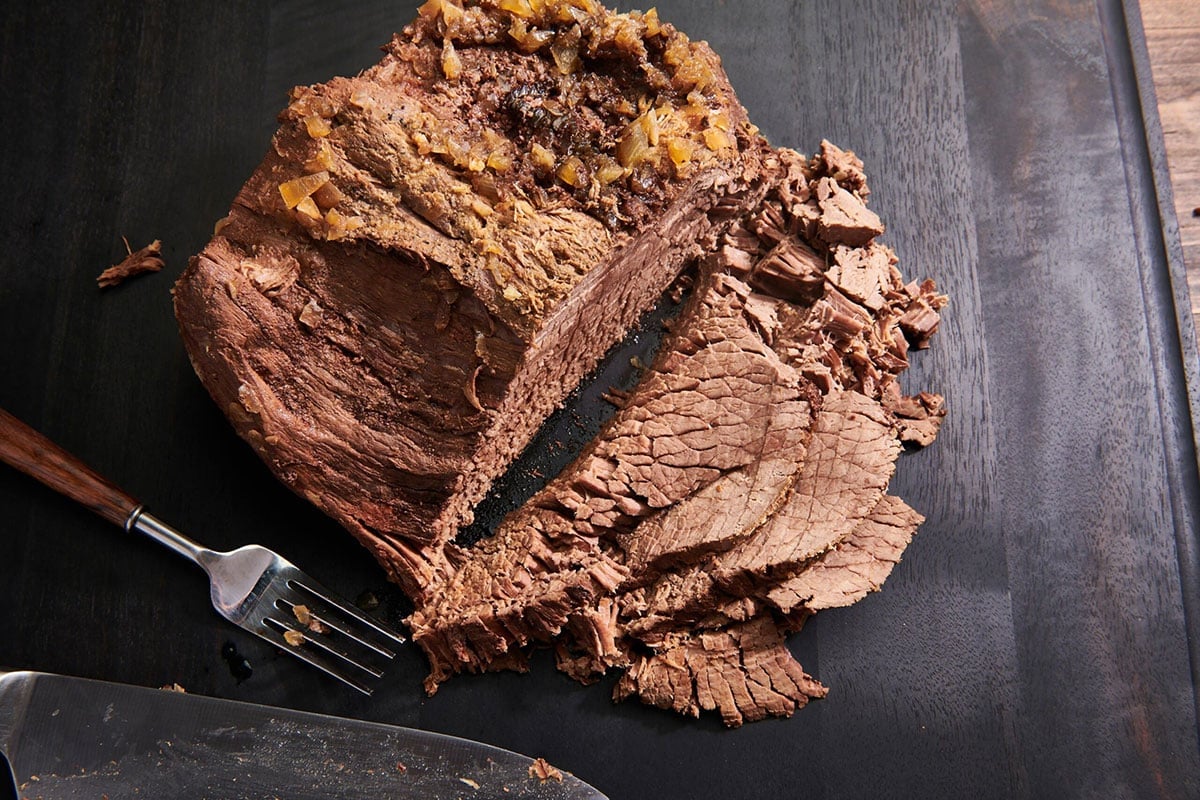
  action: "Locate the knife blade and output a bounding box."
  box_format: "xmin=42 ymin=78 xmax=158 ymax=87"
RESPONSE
xmin=0 ymin=671 xmax=607 ymax=799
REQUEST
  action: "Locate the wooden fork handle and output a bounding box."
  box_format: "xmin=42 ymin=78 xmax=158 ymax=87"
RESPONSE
xmin=0 ymin=406 xmax=140 ymax=529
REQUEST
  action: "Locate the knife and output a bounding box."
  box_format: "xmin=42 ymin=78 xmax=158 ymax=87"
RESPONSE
xmin=0 ymin=671 xmax=607 ymax=799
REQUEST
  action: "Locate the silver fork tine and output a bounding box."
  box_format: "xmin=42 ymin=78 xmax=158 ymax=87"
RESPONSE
xmin=133 ymin=513 xmax=403 ymax=693
xmin=286 ymin=574 xmax=407 ymax=646
xmin=257 ymin=623 xmax=377 ymax=696
xmin=261 ymin=614 xmax=386 ymax=678
xmin=274 ymin=596 xmax=398 ymax=660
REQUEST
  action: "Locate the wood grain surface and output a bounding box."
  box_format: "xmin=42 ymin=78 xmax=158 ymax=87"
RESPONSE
xmin=0 ymin=407 xmax=139 ymax=528
xmin=0 ymin=2 xmax=1198 ymax=799
xmin=1142 ymin=0 xmax=1200 ymax=325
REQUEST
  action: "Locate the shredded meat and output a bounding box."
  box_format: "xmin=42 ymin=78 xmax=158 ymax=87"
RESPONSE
xmin=97 ymin=238 xmax=165 ymax=288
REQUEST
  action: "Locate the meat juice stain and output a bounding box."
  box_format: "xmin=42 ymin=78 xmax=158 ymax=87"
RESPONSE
xmin=221 ymin=641 xmax=253 ymax=683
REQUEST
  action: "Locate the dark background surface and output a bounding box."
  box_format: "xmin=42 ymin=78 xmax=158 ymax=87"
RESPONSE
xmin=2 ymin=0 xmax=1199 ymax=797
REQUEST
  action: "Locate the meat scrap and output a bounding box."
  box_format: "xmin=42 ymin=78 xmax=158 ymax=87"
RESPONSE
xmin=529 ymin=758 xmax=564 ymax=783
xmin=97 ymin=238 xmax=164 ymax=288
xmin=614 ymin=618 xmax=827 ymax=728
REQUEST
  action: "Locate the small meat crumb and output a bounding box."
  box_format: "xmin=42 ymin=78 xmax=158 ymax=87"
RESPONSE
xmin=159 ymin=683 xmax=187 ymax=693
xmin=283 ymin=630 xmax=306 ymax=647
xmin=395 ymin=762 xmax=408 ymax=773
xmin=298 ymin=299 xmax=324 ymax=331
xmin=97 ymin=238 xmax=165 ymax=288
xmin=1193 ymin=206 xmax=1199 ymax=217
xmin=294 ymin=604 xmax=329 ymax=634
xmin=528 ymin=758 xmax=563 ymax=783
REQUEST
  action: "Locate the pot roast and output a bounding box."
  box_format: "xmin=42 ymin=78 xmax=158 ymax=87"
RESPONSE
xmin=174 ymin=0 xmax=945 ymax=726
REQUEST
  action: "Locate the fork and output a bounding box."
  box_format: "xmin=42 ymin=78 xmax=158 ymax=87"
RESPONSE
xmin=0 ymin=406 xmax=405 ymax=695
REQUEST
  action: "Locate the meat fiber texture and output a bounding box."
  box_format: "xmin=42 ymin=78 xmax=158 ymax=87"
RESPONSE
xmin=173 ymin=0 xmax=770 ymax=599
xmin=410 ymin=144 xmax=947 ymax=727
xmin=174 ymin=0 xmax=946 ymax=727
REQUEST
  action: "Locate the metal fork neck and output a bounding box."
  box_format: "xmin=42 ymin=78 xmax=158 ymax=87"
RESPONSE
xmin=125 ymin=507 xmax=208 ymax=566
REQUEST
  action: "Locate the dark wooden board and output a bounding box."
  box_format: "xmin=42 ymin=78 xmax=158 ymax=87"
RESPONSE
xmin=1 ymin=0 xmax=1198 ymax=797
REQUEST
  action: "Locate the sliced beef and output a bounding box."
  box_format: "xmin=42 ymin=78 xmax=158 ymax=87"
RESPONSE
xmin=613 ymin=617 xmax=827 ymax=728
xmin=541 ymin=273 xmax=814 ymax=529
xmin=622 ymin=390 xmax=901 ymax=635
xmin=408 ymin=270 xmax=817 ymax=685
xmin=615 ymin=447 xmax=801 ymax=585
xmin=174 ymin=0 xmax=771 ymax=598
xmin=765 ymin=494 xmax=924 ymax=613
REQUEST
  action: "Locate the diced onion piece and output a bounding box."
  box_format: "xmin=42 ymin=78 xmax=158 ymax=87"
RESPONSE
xmin=487 ymin=150 xmax=513 ymax=172
xmin=295 ymin=196 xmax=322 ymax=220
xmin=307 ymin=140 xmax=335 ymax=172
xmin=303 ymin=115 xmax=331 ymax=138
xmin=324 ymin=209 xmax=364 ymax=241
xmin=616 ymin=120 xmax=651 ymax=168
xmin=468 ymin=154 xmax=487 ymax=172
xmin=441 ymin=1 xmax=464 ymax=27
xmin=482 ymin=128 xmax=505 ymax=149
xmin=612 ymin=17 xmax=642 ymax=53
xmin=666 ymin=137 xmax=693 ymax=165
xmin=509 ymin=18 xmax=554 ymax=52
xmin=643 ymin=7 xmax=661 ymax=36
xmin=703 ymin=128 xmax=732 ymax=151
xmin=593 ymin=155 xmax=625 ymax=185
xmin=445 ymin=137 xmax=470 ymax=167
xmin=417 ymin=0 xmax=444 ymax=19
xmin=472 ymin=199 xmax=494 ymax=218
xmin=531 ymin=143 xmax=556 ymax=171
xmin=499 ymin=0 xmax=534 ymax=18
xmin=663 ymin=37 xmax=691 ymax=68
xmin=441 ymin=38 xmax=463 ymax=80
xmin=288 ymin=91 xmax=337 ymax=119
xmin=551 ymin=41 xmax=579 ymax=74
xmin=640 ymin=110 xmax=660 ymax=146
xmin=710 ymin=110 xmax=732 ymax=132
xmin=682 ymin=91 xmax=709 ymax=125
xmin=348 ymin=89 xmax=374 ymax=110
xmin=213 ymin=215 xmax=231 ymax=235
xmin=503 ymin=284 xmax=522 ymax=302
xmin=279 ymin=171 xmax=330 ymax=208
xmin=666 ymin=40 xmax=713 ymax=91
xmin=557 ymin=155 xmax=589 ymax=188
